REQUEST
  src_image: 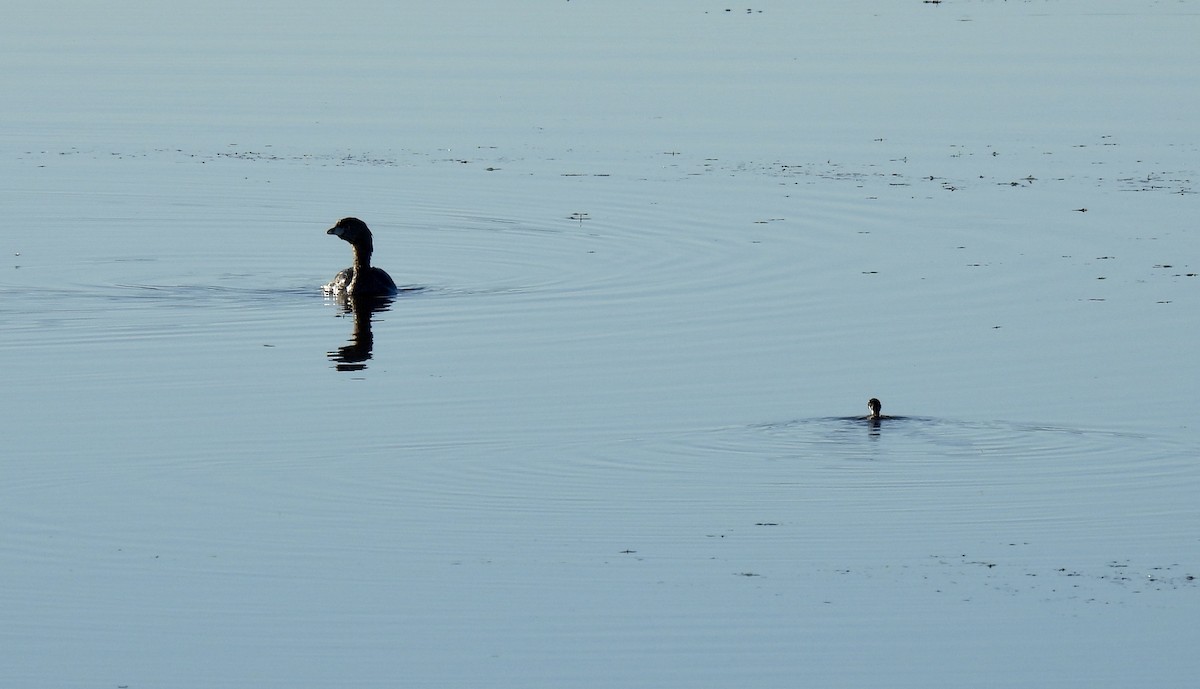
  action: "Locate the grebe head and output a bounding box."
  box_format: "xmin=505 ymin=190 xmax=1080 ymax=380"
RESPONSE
xmin=867 ymin=398 xmax=882 ymax=419
xmin=327 ymin=217 xmax=373 ymax=247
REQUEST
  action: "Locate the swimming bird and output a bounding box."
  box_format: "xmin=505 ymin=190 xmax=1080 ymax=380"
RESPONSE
xmin=867 ymin=398 xmax=883 ymax=420
xmin=323 ymin=217 xmax=398 ymax=298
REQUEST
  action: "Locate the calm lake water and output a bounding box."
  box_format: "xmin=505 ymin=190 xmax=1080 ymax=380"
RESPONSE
xmin=3 ymin=1 xmax=1198 ymax=687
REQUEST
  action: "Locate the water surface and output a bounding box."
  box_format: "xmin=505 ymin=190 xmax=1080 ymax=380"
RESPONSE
xmin=3 ymin=2 xmax=1198 ymax=687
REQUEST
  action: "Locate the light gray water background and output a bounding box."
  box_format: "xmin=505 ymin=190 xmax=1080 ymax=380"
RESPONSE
xmin=3 ymin=1 xmax=1198 ymax=687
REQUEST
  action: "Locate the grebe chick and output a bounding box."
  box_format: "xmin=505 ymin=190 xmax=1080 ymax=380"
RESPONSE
xmin=867 ymin=398 xmax=883 ymax=420
xmin=323 ymin=217 xmax=398 ymax=298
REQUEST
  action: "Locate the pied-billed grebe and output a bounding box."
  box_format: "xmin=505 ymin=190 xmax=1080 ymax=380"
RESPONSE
xmin=323 ymin=217 xmax=398 ymax=298
xmin=867 ymin=398 xmax=883 ymax=420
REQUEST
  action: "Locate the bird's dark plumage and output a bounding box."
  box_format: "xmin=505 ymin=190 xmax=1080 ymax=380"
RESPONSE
xmin=323 ymin=217 xmax=398 ymax=298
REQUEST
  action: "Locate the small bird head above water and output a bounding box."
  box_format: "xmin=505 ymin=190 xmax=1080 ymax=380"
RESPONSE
xmin=327 ymin=217 xmax=373 ymax=246
xmin=867 ymin=398 xmax=882 ymax=419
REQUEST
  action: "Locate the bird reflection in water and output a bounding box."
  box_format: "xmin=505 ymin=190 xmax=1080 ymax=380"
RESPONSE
xmin=327 ymin=294 xmax=395 ymax=372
